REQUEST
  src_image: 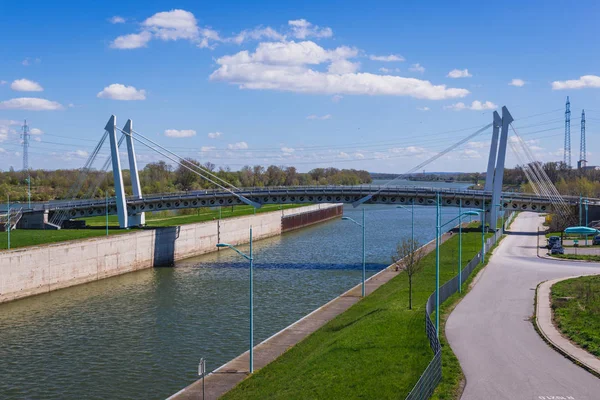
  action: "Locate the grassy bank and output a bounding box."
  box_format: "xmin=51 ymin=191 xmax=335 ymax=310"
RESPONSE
xmin=552 ymin=254 xmax=600 ymax=262
xmin=83 ymin=204 xmax=302 ymax=227
xmin=551 ymin=275 xmax=600 ymax=357
xmin=0 ymin=204 xmax=304 ymax=250
xmin=222 ymin=225 xmax=492 ymax=400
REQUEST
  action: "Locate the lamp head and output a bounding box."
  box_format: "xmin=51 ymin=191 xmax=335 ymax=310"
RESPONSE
xmin=216 ymin=243 xmax=229 ymax=248
xmin=464 ymin=211 xmax=479 ymax=216
xmin=341 ymin=217 xmax=350 ymax=220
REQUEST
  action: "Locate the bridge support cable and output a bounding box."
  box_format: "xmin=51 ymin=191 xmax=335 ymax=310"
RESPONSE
xmin=509 ymin=140 xmax=541 ymax=196
xmin=510 ymin=124 xmax=572 ymax=219
xmin=117 ymin=127 xmax=262 ymax=209
xmin=352 ymin=122 xmax=494 ymax=207
xmin=49 ymin=130 xmax=109 ymax=226
xmin=84 ymin=134 xmax=125 ymax=200
xmin=128 ymin=127 xmax=243 ymax=193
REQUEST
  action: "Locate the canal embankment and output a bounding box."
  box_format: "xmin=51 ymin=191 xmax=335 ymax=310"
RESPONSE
xmin=169 ymin=224 xmax=476 ymax=400
xmin=0 ymin=204 xmax=342 ymax=304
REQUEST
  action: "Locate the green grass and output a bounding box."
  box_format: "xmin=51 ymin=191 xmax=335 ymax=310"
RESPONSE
xmin=0 ymin=228 xmax=129 ymax=250
xmin=83 ymin=204 xmax=302 ymax=227
xmin=551 ymin=275 xmax=600 ymax=357
xmin=552 ymin=254 xmax=600 ymax=262
xmin=1 ymin=204 xmax=304 ymax=251
xmin=221 ymin=225 xmax=493 ymax=400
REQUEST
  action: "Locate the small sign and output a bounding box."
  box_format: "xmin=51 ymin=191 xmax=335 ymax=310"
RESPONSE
xmin=198 ymin=358 xmax=206 ymax=377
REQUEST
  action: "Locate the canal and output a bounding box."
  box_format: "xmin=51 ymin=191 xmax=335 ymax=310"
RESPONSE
xmin=0 ymin=181 xmax=471 ymax=400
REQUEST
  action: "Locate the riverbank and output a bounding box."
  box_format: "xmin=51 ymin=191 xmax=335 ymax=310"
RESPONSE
xmin=0 ymin=204 xmax=341 ymax=304
xmin=171 ymin=224 xmax=489 ymax=399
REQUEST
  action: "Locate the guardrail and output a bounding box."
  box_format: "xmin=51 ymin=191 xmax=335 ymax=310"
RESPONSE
xmin=405 ymin=211 xmax=515 ymax=399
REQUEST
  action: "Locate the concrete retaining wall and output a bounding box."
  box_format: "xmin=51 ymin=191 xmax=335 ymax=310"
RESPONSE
xmin=0 ymin=204 xmax=341 ymax=304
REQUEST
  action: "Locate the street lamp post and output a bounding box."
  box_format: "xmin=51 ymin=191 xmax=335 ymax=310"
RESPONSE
xmin=585 ymin=200 xmax=589 ymax=246
xmin=7 ymin=194 xmax=10 ymax=250
xmin=216 ymin=227 xmax=254 ymax=373
xmin=26 ymin=177 xmax=31 ymax=209
xmin=342 ymin=208 xmax=366 ymax=297
xmin=481 ymin=200 xmax=486 ymax=264
xmin=105 ymin=191 xmax=109 ymax=236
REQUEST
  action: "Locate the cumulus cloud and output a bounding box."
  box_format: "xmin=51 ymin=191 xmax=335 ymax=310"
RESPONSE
xmin=211 ymin=41 xmax=468 ymax=100
xmin=467 ymin=140 xmax=489 ymax=149
xmin=337 ymin=151 xmax=350 ymax=159
xmin=389 ymin=146 xmax=427 ymax=156
xmin=29 ymin=128 xmax=43 ymax=135
xmin=552 ymin=75 xmax=600 ymax=90
xmin=447 ymin=69 xmax=472 ymax=78
xmin=11 ymin=79 xmax=43 ymax=92
xmin=164 ymin=129 xmax=196 ymax=138
xmin=21 ymin=57 xmax=40 ymax=66
xmin=369 ymin=54 xmax=405 ymax=62
xmin=281 ymin=147 xmax=295 ymax=154
xmin=111 ymin=31 xmax=152 ymax=49
xmin=509 ymin=78 xmax=526 ymax=87
xmin=288 ymin=19 xmax=332 ymax=39
xmin=231 ymin=27 xmax=285 ymax=44
xmin=143 ymin=9 xmax=199 ymax=41
xmin=331 ymin=94 xmax=343 ymax=103
xmin=458 ymin=149 xmax=481 ymax=159
xmin=228 ymin=141 xmax=248 ymax=149
xmin=328 ymin=59 xmax=360 ymax=74
xmin=200 ymin=146 xmax=216 ymax=152
xmin=306 ymin=114 xmax=332 ymax=120
xmin=409 ymin=63 xmax=425 ymax=73
xmin=417 ymin=106 xmax=430 ymax=111
xmin=109 ymin=16 xmax=126 ymax=24
xmin=445 ymin=100 xmax=497 ymax=111
xmin=67 ymin=150 xmax=89 ymax=158
xmin=207 ymin=131 xmax=222 ymax=139
xmin=0 ymin=98 xmax=64 ymax=111
xmin=97 ymin=84 xmax=146 ymax=100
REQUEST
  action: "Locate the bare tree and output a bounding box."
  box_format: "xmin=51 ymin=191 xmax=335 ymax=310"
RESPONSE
xmin=392 ymin=238 xmax=427 ymax=310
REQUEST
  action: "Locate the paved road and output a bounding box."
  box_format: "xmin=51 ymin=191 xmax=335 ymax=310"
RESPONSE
xmin=447 ymin=212 xmax=600 ymax=400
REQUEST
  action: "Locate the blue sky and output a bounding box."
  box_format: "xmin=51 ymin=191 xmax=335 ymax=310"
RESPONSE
xmin=1 ymin=0 xmax=599 ymax=173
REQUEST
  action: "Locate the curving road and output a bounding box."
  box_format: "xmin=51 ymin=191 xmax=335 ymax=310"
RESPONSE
xmin=447 ymin=212 xmax=600 ymax=400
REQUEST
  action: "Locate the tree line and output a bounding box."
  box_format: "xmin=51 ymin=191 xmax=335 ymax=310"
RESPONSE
xmin=0 ymin=161 xmax=372 ymax=202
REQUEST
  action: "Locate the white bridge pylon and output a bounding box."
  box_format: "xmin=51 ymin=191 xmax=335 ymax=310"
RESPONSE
xmin=104 ymin=107 xmax=513 ymax=230
xmin=105 ymin=115 xmax=144 ymax=229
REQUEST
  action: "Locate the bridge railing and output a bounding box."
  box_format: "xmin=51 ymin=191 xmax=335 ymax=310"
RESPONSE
xmin=405 ymin=211 xmax=514 ymax=399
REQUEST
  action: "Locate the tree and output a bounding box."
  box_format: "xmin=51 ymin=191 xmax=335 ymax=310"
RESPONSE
xmin=391 ymin=238 xmax=426 ymax=310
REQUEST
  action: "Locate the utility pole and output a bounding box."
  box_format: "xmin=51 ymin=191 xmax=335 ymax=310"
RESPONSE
xmin=564 ymin=97 xmax=571 ymax=168
xmin=578 ymin=110 xmax=586 ymax=169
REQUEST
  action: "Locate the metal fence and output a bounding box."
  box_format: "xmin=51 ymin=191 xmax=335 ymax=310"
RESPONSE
xmin=405 ymin=211 xmax=514 ymax=399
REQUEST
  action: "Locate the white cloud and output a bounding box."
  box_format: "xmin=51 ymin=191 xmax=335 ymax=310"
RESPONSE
xmin=467 ymin=140 xmax=489 ymax=149
xmin=328 ymin=59 xmax=360 ymax=74
xmin=331 ymin=94 xmax=343 ymax=103
xmin=447 ymin=69 xmax=472 ymax=78
xmin=97 ymin=84 xmax=146 ymax=100
xmin=369 ymin=54 xmax=405 ymax=62
xmin=21 ymin=57 xmax=41 ymax=66
xmin=66 ymin=150 xmax=89 ymax=159
xmin=231 ymin=27 xmax=285 ymax=44
xmin=379 ymin=67 xmax=391 ymax=73
xmin=10 ymin=78 xmax=43 ymax=92
xmin=228 ymin=141 xmax=248 ymax=149
xmin=458 ymin=149 xmax=481 ymax=159
xmin=445 ymin=100 xmax=497 ymax=111
xmin=288 ymin=19 xmax=332 ymax=39
xmin=509 ymin=78 xmax=526 ymax=87
xmin=409 ymin=63 xmax=425 ymax=73
xmin=0 ymin=98 xmax=64 ymax=111
xmin=207 ymin=131 xmax=222 ymax=139
xmin=164 ymin=129 xmax=196 ymax=138
xmin=111 ymin=31 xmax=152 ymax=49
xmin=551 ymin=75 xmax=600 ymax=90
xmin=389 ymin=146 xmax=427 ymax=156
xmin=109 ymin=16 xmax=126 ymax=24
xmin=306 ymin=114 xmax=332 ymax=120
xmin=200 ymin=146 xmax=216 ymax=152
xmin=281 ymin=147 xmax=295 ymax=154
xmin=143 ymin=9 xmax=199 ymax=41
xmin=337 ymin=151 xmax=350 ymax=159
xmin=353 ymin=152 xmax=365 ymax=159
xmin=29 ymin=128 xmax=43 ymax=135
xmin=417 ymin=107 xmax=430 ymax=111
xmin=211 ymin=41 xmax=468 ymax=100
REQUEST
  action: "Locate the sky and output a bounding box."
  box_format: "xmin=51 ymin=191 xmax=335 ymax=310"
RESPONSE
xmin=1 ymin=0 xmax=599 ymax=173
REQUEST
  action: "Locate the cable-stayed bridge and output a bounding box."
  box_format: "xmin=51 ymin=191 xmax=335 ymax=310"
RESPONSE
xmin=10 ymin=106 xmax=586 ymax=230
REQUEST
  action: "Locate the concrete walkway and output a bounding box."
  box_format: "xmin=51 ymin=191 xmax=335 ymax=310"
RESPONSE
xmin=168 ymin=230 xmax=457 ymax=400
xmin=536 ymin=277 xmax=600 ymax=376
xmin=446 ymin=212 xmax=600 ymax=400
